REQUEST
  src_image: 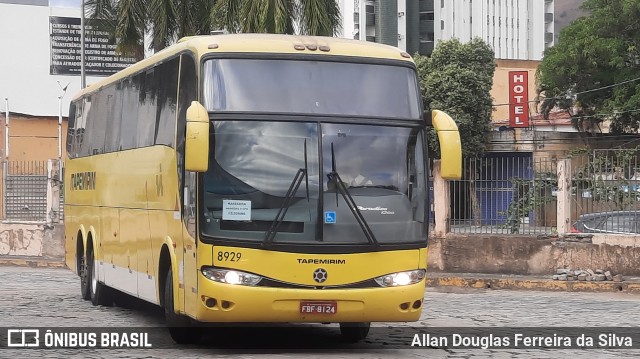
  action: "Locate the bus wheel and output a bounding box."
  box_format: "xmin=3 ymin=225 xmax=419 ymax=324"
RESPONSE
xmin=164 ymin=268 xmax=201 ymax=344
xmin=339 ymin=322 xmax=370 ymax=342
xmin=88 ymin=248 xmax=113 ymax=306
xmin=79 ymin=251 xmax=91 ymax=300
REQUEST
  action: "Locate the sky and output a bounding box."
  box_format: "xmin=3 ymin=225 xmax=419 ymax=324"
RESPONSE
xmin=50 ymin=0 xmax=80 ymax=8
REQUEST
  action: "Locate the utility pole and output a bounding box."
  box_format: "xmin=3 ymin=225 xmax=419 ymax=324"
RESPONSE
xmin=80 ymin=0 xmax=86 ymax=89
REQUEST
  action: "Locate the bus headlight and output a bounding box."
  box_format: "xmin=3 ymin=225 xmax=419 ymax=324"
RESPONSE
xmin=201 ymin=267 xmax=262 ymax=286
xmin=374 ymin=269 xmax=426 ymax=287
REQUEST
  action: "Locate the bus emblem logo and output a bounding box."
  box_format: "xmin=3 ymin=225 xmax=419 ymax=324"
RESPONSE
xmin=313 ymin=268 xmax=328 ymax=283
xmin=324 ymin=211 xmax=336 ymax=224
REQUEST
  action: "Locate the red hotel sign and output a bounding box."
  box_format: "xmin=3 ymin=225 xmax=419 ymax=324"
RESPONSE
xmin=509 ymin=71 xmax=529 ymax=127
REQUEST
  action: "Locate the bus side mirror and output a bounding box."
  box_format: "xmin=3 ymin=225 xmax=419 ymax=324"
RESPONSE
xmin=429 ymin=109 xmax=462 ymax=180
xmin=185 ymin=101 xmax=209 ymax=172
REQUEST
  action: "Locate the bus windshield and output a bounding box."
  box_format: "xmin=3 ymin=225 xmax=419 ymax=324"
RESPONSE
xmin=201 ymin=121 xmax=427 ymax=245
xmin=202 ymin=58 xmax=421 ymax=119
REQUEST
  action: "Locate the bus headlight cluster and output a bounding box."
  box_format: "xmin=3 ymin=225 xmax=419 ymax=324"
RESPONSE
xmin=201 ymin=267 xmax=262 ymax=286
xmin=374 ymin=269 xmax=426 ymax=287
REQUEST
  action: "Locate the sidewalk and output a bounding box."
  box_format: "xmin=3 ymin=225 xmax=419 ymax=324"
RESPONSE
xmin=426 ymin=271 xmax=640 ymax=294
xmin=2 ymin=256 xmax=640 ymax=294
xmin=0 ymin=256 xmax=67 ymax=268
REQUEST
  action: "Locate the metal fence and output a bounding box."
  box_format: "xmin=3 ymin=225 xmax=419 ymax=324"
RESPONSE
xmin=3 ymin=161 xmax=48 ymax=221
xmin=448 ymin=155 xmax=558 ymax=234
xmin=570 ymin=149 xmax=640 ymax=233
xmin=1 ymin=160 xmax=63 ymax=222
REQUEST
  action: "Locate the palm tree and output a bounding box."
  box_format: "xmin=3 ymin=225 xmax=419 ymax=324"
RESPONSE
xmin=212 ymin=0 xmax=341 ymax=36
xmin=85 ymin=0 xmax=341 ymax=58
xmin=86 ymin=0 xmax=213 ymax=58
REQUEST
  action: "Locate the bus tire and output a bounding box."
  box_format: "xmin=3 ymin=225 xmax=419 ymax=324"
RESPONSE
xmin=164 ymin=268 xmax=201 ymax=344
xmin=88 ymin=247 xmax=113 ymax=306
xmin=79 ymin=250 xmax=91 ymax=300
xmin=339 ymin=322 xmax=370 ymax=342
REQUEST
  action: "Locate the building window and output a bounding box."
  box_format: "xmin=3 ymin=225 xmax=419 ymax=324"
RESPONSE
xmin=420 ymin=13 xmax=434 ymax=21
xmin=441 ymin=0 xmax=445 ymax=8
xmin=441 ymin=20 xmax=445 ymax=30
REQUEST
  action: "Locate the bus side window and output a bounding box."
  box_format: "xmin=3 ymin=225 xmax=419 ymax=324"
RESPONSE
xmin=104 ymin=82 xmax=123 ymax=153
xmin=77 ymin=97 xmax=91 ymax=157
xmin=137 ymin=67 xmax=157 ymax=148
xmin=120 ymin=77 xmax=140 ymax=151
xmin=155 ymin=57 xmax=180 ymax=147
xmin=177 ymin=53 xmax=198 ymax=219
xmin=87 ymin=89 xmax=110 ymax=155
xmin=176 ymin=55 xmax=197 ymax=238
xmin=66 ymin=101 xmax=78 ymax=158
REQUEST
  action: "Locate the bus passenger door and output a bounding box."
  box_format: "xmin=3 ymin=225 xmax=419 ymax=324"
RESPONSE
xmin=182 ymin=171 xmax=198 ymax=317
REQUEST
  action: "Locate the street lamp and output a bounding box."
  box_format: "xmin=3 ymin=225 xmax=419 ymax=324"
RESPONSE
xmin=4 ymin=98 xmax=8 ymax=162
xmin=3 ymin=97 xmax=8 ymax=220
xmin=57 ymin=81 xmax=69 ymax=182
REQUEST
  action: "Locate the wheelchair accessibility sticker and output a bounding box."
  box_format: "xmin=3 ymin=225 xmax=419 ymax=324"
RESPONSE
xmin=324 ymin=211 xmax=336 ymax=224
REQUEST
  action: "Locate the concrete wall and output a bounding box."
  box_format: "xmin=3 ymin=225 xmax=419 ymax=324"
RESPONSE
xmin=0 ymin=223 xmax=64 ymax=259
xmin=428 ymin=234 xmax=640 ymax=276
xmin=1 ymin=114 xmax=68 ymax=162
xmin=3 ymin=220 xmax=640 ymax=277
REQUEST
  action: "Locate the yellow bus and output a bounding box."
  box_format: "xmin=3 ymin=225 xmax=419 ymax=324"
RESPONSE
xmin=64 ymin=34 xmax=461 ymax=343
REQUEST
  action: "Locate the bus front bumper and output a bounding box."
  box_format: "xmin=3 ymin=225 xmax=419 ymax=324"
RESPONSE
xmin=195 ymin=273 xmax=426 ymax=323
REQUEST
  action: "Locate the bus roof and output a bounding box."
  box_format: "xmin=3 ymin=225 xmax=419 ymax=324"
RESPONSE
xmin=72 ymin=34 xmax=414 ymax=101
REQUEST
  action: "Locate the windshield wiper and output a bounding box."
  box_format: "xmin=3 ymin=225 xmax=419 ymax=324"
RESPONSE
xmin=263 ymin=139 xmax=309 ymax=247
xmin=326 ymin=143 xmax=379 ymax=247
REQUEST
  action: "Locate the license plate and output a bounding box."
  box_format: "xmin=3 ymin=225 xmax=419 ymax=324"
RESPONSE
xmin=300 ymin=301 xmax=337 ymax=314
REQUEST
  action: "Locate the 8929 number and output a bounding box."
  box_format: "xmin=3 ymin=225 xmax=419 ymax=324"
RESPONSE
xmin=217 ymin=251 xmax=242 ymax=262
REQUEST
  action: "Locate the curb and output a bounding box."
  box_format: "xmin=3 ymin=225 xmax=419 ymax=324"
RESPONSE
xmin=0 ymin=257 xmax=66 ymax=269
xmin=426 ymin=275 xmax=640 ymax=294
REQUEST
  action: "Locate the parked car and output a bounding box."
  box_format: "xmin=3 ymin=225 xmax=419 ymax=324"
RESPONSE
xmin=572 ymin=211 xmax=640 ymax=234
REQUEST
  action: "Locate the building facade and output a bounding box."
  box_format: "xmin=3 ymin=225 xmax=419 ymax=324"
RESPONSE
xmin=0 ymin=0 xmax=103 ymax=119
xmin=337 ymin=0 xmax=554 ymax=60
xmin=0 ymin=0 xmax=133 ymax=220
xmin=0 ymin=0 xmax=139 ymax=162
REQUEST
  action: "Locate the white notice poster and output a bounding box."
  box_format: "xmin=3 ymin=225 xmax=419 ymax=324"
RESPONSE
xmin=222 ymin=200 xmax=252 ymax=221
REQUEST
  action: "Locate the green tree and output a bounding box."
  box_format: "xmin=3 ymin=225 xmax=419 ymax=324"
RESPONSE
xmin=87 ymin=0 xmax=341 ymax=58
xmin=414 ymin=38 xmax=496 ymax=159
xmin=501 ymin=172 xmax=557 ymax=234
xmin=415 ymin=38 xmax=496 ymax=226
xmin=537 ymin=0 xmax=640 ymax=133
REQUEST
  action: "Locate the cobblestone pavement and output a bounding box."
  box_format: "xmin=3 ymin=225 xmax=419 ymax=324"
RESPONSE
xmin=1 ymin=266 xmax=639 ymax=358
